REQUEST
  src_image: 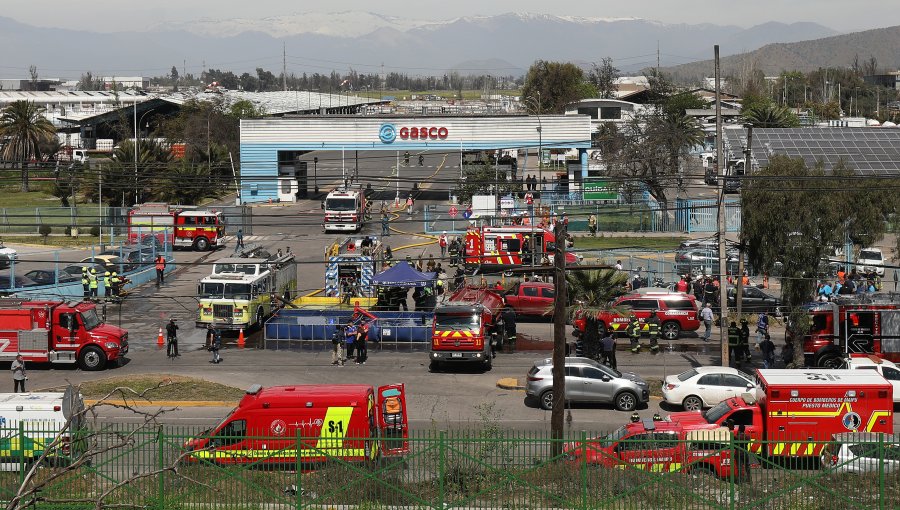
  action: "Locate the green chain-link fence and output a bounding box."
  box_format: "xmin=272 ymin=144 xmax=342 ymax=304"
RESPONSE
xmin=1 ymin=424 xmax=898 ymax=509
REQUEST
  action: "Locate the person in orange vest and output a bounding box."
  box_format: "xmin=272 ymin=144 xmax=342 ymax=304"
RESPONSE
xmin=155 ymin=255 xmax=166 ymax=287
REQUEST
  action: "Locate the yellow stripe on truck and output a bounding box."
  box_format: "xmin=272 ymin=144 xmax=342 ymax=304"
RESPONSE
xmin=317 ymin=407 xmax=354 ymax=451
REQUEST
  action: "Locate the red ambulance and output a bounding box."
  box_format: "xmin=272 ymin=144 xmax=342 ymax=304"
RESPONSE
xmin=185 ymin=383 xmax=408 ymax=467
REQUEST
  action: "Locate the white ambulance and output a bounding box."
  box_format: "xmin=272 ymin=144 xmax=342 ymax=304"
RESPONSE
xmin=0 ymin=387 xmax=85 ymax=469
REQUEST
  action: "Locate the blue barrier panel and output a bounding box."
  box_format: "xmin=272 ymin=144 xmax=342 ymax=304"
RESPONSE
xmin=265 ymin=309 xmax=433 ymax=347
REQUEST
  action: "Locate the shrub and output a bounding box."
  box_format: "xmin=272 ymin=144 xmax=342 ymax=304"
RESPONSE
xmin=38 ymin=225 xmax=51 ymax=242
xmin=90 ymin=225 xmax=100 ymax=237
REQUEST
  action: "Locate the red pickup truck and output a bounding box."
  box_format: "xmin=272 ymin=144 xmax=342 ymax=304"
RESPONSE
xmin=504 ymin=282 xmax=554 ymax=317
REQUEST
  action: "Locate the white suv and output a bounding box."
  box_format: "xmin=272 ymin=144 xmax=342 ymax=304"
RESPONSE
xmin=856 ymin=247 xmax=885 ymax=277
xmin=844 ymin=354 xmax=900 ymax=403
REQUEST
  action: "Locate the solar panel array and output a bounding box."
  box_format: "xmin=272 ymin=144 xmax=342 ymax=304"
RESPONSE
xmin=723 ymin=127 xmax=900 ymax=175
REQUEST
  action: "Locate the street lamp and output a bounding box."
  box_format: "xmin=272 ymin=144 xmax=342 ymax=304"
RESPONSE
xmin=523 ymin=92 xmax=543 ymax=202
xmin=313 ymin=156 xmax=319 ymax=194
xmin=133 ymin=104 xmax=155 ymax=204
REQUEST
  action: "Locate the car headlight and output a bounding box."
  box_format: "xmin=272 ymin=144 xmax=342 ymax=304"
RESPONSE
xmin=105 ymin=342 xmax=120 ymax=349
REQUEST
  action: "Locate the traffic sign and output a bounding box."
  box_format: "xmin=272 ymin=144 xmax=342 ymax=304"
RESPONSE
xmin=448 ymin=206 xmax=459 ymax=217
xmin=463 ymin=208 xmax=472 ymax=220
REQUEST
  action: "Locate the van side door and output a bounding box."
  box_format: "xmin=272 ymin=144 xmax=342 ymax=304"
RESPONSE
xmin=377 ymin=384 xmax=409 ymax=456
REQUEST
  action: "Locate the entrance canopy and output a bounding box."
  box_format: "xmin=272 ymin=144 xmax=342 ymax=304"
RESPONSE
xmin=373 ymin=261 xmax=435 ymax=288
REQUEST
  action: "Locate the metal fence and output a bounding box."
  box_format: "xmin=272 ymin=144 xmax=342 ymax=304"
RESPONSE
xmin=3 ymin=424 xmax=899 ymax=510
xmin=0 ymin=204 xmax=252 ymax=236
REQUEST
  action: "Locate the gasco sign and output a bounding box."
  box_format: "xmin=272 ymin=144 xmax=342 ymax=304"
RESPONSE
xmin=380 ymin=123 xmax=449 ymax=143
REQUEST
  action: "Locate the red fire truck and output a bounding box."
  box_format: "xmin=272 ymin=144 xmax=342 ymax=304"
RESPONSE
xmin=184 ymin=383 xmax=408 ymax=466
xmin=127 ymin=203 xmax=225 ymax=251
xmin=0 ymin=300 xmax=128 ymax=370
xmin=667 ymin=369 xmax=893 ymax=459
xmin=565 ymin=421 xmax=737 ymax=479
xmin=463 ymin=225 xmax=579 ymax=273
xmin=802 ymin=299 xmax=900 ymax=368
xmin=429 ymin=286 xmax=505 ymax=371
xmin=323 ymin=188 xmax=367 ymax=233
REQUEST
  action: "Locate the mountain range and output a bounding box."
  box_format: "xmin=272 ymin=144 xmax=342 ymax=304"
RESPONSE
xmin=0 ymin=12 xmax=854 ymax=80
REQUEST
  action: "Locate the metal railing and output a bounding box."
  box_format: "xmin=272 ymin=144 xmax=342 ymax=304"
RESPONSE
xmin=2 ymin=425 xmax=899 ymax=509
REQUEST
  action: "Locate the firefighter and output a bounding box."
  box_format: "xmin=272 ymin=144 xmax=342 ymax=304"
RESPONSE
xmin=646 ymin=310 xmax=661 ymax=353
xmin=739 ymin=318 xmax=751 ymax=362
xmin=88 ymin=269 xmax=99 ymax=299
xmin=81 ymin=268 xmax=90 ymax=299
xmin=448 ymin=237 xmax=460 ymax=266
xmin=103 ymin=271 xmax=112 ymax=300
xmin=628 ymin=315 xmax=642 ymax=353
xmin=728 ymin=321 xmax=741 ymax=367
xmin=110 ymin=272 xmax=122 ymax=301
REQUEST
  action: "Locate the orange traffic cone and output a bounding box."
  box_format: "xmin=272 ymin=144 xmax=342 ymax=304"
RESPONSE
xmin=157 ymin=327 xmax=165 ymax=347
xmin=237 ymin=328 xmax=245 ymax=348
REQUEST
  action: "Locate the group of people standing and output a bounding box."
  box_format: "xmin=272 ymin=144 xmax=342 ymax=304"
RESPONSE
xmin=81 ymin=267 xmax=126 ymax=301
xmin=817 ymin=268 xmax=881 ymax=301
xmin=331 ymin=321 xmax=370 ymax=366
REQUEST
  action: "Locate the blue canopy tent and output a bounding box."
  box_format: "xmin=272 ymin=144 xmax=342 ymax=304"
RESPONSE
xmin=373 ymin=261 xmax=435 ymax=287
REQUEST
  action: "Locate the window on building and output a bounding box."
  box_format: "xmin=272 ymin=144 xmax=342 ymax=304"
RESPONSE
xmin=600 ymin=107 xmax=622 ymax=120
xmin=577 ymin=107 xmax=599 ymax=120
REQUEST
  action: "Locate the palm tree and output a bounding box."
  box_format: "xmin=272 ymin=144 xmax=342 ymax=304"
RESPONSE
xmin=566 ymin=269 xmax=628 ymax=359
xmin=0 ymin=100 xmax=56 ymax=191
xmin=153 ymin=162 xmax=216 ymax=205
xmin=742 ymin=103 xmax=801 ymax=128
xmin=105 ymin=140 xmax=174 ymax=206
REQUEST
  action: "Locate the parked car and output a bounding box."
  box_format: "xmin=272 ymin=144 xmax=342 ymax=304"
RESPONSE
xmin=856 ymin=248 xmax=885 ymax=277
xmin=576 ymin=289 xmax=700 ymax=341
xmin=0 ymin=242 xmax=16 ymax=270
xmin=674 ymin=249 xmax=740 ymax=277
xmin=22 ymin=269 xmax=80 ymax=286
xmin=62 ymin=263 xmax=107 ymax=277
xmin=504 ymin=281 xmax=554 ymax=317
xmin=844 ymin=354 xmax=900 ymax=403
xmin=525 ymin=357 xmax=650 ymax=412
xmin=662 ymin=366 xmax=756 ymax=411
xmin=79 ymin=255 xmax=125 ymax=274
xmin=821 ymin=433 xmax=900 ymax=474
xmin=0 ymin=274 xmax=37 ymax=293
xmin=725 ymin=286 xmax=782 ymax=313
xmin=99 ymin=247 xmax=154 ymax=272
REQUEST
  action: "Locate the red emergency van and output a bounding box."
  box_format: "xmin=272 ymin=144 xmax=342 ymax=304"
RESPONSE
xmin=565 ymin=420 xmax=737 ymax=479
xmin=668 ymin=369 xmax=893 ymax=458
xmin=185 ymin=383 xmax=408 ymax=467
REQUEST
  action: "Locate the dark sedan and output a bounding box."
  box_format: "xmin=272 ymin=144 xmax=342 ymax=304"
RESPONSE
xmin=726 ymin=285 xmax=782 ymax=313
xmin=22 ymin=269 xmax=80 ymax=286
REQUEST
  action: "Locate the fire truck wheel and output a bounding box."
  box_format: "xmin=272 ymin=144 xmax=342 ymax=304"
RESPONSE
xmin=483 ymin=356 xmax=492 ymax=371
xmin=682 ymin=395 xmax=704 ymax=411
xmin=818 ymin=353 xmax=843 ymax=369
xmin=79 ymin=346 xmax=107 ymax=371
xmin=661 ymin=321 xmax=681 ymax=340
xmin=614 ymin=391 xmax=638 ymax=412
xmin=194 ymin=237 xmax=210 ymax=251
xmin=539 ymin=390 xmax=554 ymax=410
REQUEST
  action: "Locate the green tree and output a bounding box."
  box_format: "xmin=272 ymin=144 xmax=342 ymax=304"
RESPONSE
xmin=170 ymin=65 xmax=180 ymax=91
xmin=741 ymin=157 xmax=896 ymax=364
xmin=103 ymin=140 xmax=173 ymax=206
xmin=454 ymin=161 xmax=517 ymax=204
xmin=153 ymin=162 xmax=216 ymax=205
xmin=588 ymin=57 xmax=619 ymax=99
xmin=521 ymin=60 xmax=595 ymax=113
xmin=566 ymin=269 xmax=628 ymax=359
xmin=0 ymin=100 xmax=56 ymax=191
xmin=742 ymin=102 xmax=801 ymax=127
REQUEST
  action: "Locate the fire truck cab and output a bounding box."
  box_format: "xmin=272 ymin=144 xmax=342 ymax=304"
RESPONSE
xmin=185 ymin=383 xmax=408 ymax=467
xmin=323 ymin=189 xmax=367 ymax=232
xmin=803 ymin=298 xmax=900 ymax=368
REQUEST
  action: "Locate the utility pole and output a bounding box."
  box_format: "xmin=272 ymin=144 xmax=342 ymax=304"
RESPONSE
xmin=282 ymin=43 xmax=288 ymax=91
xmin=550 ymin=220 xmax=568 ymax=459
xmin=736 ymin=125 xmax=753 ymax=319
xmin=715 ymin=45 xmax=729 ymax=368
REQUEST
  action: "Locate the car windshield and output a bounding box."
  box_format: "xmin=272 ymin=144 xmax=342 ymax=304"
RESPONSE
xmin=325 ymin=198 xmax=357 ymax=211
xmin=598 ymin=426 xmax=629 ymax=447
xmin=860 ymin=250 xmax=882 ymax=261
xmin=214 ymin=263 xmax=259 ymax=275
xmin=80 ymin=309 xmax=101 ymax=330
xmin=200 ymin=283 xmax=224 ymax=298
xmin=703 ymin=401 xmax=733 ymax=424
xmin=434 ymin=313 xmax=480 ymax=331
xmin=224 ymin=284 xmax=252 ymax=300
xmin=598 ymin=363 xmax=623 ymax=379
xmin=678 ymin=369 xmax=699 ymax=382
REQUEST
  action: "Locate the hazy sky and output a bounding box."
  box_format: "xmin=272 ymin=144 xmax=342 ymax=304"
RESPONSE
xmin=4 ymin=0 xmax=900 ymax=32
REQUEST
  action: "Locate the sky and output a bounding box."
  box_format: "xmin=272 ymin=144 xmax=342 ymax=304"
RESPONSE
xmin=4 ymin=0 xmax=900 ymax=32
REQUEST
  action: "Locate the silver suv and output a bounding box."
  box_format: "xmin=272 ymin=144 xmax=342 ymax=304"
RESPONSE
xmin=525 ymin=357 xmax=650 ymax=412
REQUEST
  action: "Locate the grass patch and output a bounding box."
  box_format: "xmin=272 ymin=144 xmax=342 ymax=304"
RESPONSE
xmin=45 ymin=375 xmax=245 ymax=402
xmin=0 ymin=235 xmax=100 ymax=248
xmin=574 ymin=236 xmax=686 ymax=251
xmin=0 ymin=188 xmax=59 ymax=208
